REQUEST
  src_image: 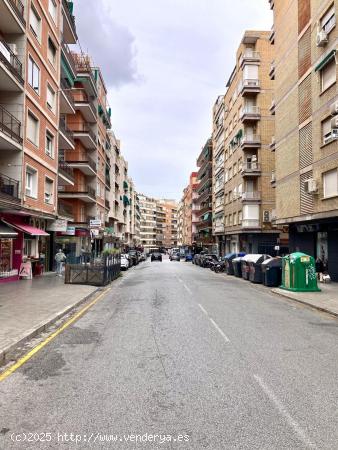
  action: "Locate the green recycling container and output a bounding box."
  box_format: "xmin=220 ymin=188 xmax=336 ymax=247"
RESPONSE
xmin=281 ymin=252 xmax=320 ymax=292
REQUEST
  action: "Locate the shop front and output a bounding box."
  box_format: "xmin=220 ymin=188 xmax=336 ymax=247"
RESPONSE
xmin=0 ymin=221 xmax=20 ymax=282
xmin=55 ymin=227 xmax=91 ymax=263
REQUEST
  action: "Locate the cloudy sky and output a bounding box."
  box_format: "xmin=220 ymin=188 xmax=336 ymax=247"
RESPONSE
xmin=73 ymin=0 xmax=272 ymax=200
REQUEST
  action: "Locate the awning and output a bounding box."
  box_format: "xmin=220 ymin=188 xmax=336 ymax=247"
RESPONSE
xmin=3 ymin=220 xmax=49 ymax=236
xmin=315 ymin=50 xmax=336 ymax=72
xmin=0 ymin=222 xmax=18 ymax=238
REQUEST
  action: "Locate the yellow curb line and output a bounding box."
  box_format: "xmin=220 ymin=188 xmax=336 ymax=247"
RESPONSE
xmin=0 ymin=286 xmax=111 ymax=383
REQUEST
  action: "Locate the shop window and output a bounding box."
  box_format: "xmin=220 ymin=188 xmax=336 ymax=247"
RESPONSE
xmin=27 ymin=111 xmax=39 ymax=146
xmin=48 ymin=37 xmax=57 ymax=66
xmin=323 ymin=169 xmax=338 ymax=198
xmin=25 ymin=166 xmax=38 ymax=198
xmin=28 ymin=56 xmax=40 ymax=94
xmin=46 ymin=130 xmax=54 ymax=158
xmin=45 ymin=177 xmax=54 ymax=204
xmin=30 ymin=5 xmax=42 ymax=42
xmin=321 ymin=58 xmax=336 ymax=92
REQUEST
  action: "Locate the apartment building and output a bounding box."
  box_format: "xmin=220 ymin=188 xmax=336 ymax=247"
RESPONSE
xmin=139 ymin=194 xmax=159 ymax=251
xmin=177 ymin=172 xmax=198 ymax=247
xmin=212 ymin=31 xmax=279 ymax=256
xmin=195 ymin=138 xmax=214 ymax=251
xmin=271 ymin=0 xmax=338 ymax=280
xmin=159 ymin=199 xmax=178 ymax=248
xmin=177 ymin=200 xmax=184 ymax=247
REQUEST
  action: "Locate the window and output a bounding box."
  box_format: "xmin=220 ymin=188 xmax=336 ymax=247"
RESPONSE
xmin=30 ymin=6 xmax=42 ymax=41
xmin=25 ymin=167 xmax=38 ymax=198
xmin=233 ymin=213 xmax=237 ymax=226
xmin=45 ymin=130 xmax=54 ymax=157
xmin=27 ymin=111 xmax=39 ymax=146
xmin=323 ymin=169 xmax=338 ymax=198
xmin=322 ymin=117 xmax=332 ymax=144
xmin=321 ymin=58 xmax=336 ymax=92
xmin=28 ymin=56 xmax=40 ymax=93
xmin=238 ymin=211 xmax=242 ymax=224
xmin=46 ymin=84 xmax=56 ymax=112
xmin=48 ymin=38 xmax=57 ymax=66
xmin=321 ymin=5 xmax=336 ymax=34
xmin=48 ymin=0 xmax=57 ymax=23
xmin=45 ymin=177 xmax=54 ymax=204
xmin=243 ymin=64 xmax=259 ymax=80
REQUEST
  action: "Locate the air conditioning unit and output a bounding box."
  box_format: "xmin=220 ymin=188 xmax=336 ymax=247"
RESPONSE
xmin=304 ymin=179 xmax=318 ymax=194
xmin=263 ymin=210 xmax=271 ymax=223
xmin=316 ymin=30 xmax=329 ymax=47
xmin=330 ymin=101 xmax=338 ymax=116
xmin=331 ymin=117 xmax=338 ymax=129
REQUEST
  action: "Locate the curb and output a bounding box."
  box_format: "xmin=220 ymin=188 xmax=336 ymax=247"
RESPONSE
xmin=0 ymin=287 xmax=102 ymax=367
xmin=271 ymin=288 xmax=338 ymax=318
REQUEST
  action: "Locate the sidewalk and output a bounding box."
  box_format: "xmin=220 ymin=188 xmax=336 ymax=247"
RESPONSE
xmin=0 ymin=274 xmax=98 ymax=365
xmin=272 ymin=283 xmax=338 ymax=317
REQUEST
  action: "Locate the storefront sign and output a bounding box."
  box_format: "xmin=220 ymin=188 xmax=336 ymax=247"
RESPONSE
xmin=90 ymin=219 xmax=102 ymax=228
xmin=61 ymin=226 xmax=75 ymax=236
xmin=90 ymin=229 xmax=100 ymax=238
xmin=47 ymin=219 xmax=68 ymax=232
xmin=296 ymin=224 xmax=320 ymax=233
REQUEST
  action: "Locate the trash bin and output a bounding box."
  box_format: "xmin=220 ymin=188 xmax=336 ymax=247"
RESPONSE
xmin=241 ymin=254 xmax=261 ymax=281
xmin=249 ymin=254 xmax=272 ymax=283
xmin=224 ymin=252 xmax=246 ymax=275
xmin=281 ymin=252 xmax=320 ymax=292
xmin=261 ymin=257 xmax=282 ymax=287
xmin=232 ymin=256 xmax=245 ymax=278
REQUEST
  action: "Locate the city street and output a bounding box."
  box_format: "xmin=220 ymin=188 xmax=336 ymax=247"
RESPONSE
xmin=1 ymin=258 xmax=338 ymax=449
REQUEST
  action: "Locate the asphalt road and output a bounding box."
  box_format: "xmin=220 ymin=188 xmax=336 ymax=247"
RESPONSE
xmin=1 ymin=257 xmax=338 ymax=449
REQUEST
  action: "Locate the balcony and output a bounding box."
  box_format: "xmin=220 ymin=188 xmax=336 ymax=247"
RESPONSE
xmin=58 ymin=161 xmax=75 ymax=186
xmin=72 ymin=88 xmax=97 ymax=123
xmin=0 ymin=0 xmax=25 ymax=33
xmin=61 ymin=38 xmax=77 ymax=80
xmin=270 ymin=99 xmax=276 ymax=116
xmin=0 ymin=38 xmax=24 ymax=90
xmin=66 ymin=154 xmax=97 ymax=176
xmin=269 ymin=61 xmax=275 ymax=80
xmin=240 ymin=134 xmax=261 ymax=149
xmin=240 ymin=106 xmax=261 ymax=122
xmin=241 ymin=192 xmax=261 ymax=202
xmin=0 ymin=172 xmax=20 ymax=205
xmin=241 ymin=79 xmax=260 ymax=96
xmin=59 ymin=117 xmax=75 ymax=150
xmin=70 ymin=122 xmax=97 ymax=149
xmin=270 ymin=136 xmax=276 ymax=151
xmin=73 ymin=53 xmax=97 ymax=97
xmin=241 ymin=219 xmax=260 ymax=229
xmin=239 ymin=51 xmax=260 ymax=67
xmin=241 ymin=162 xmax=261 ymax=176
xmin=62 ymin=0 xmax=77 ymax=44
xmin=58 ymin=184 xmax=96 ymax=203
xmin=105 ymin=199 xmax=110 ymax=210
xmin=0 ymin=104 xmax=22 ymax=149
xmin=60 ymin=79 xmax=75 ymax=114
xmin=58 ymin=201 xmax=74 ymax=220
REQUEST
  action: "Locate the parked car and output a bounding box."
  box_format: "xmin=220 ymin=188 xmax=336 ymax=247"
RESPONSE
xmin=170 ymin=252 xmax=180 ymax=261
xmin=139 ymin=252 xmax=146 ymax=262
xmin=185 ymin=254 xmax=193 ymax=262
xmin=193 ymin=252 xmax=207 ymax=266
xmin=202 ymin=254 xmax=220 ymax=268
xmin=151 ymin=252 xmax=162 ymax=262
xmin=128 ymin=250 xmax=139 ymax=266
xmin=120 ymin=254 xmax=129 ymax=270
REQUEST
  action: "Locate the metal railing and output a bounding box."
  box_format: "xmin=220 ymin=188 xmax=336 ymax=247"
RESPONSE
xmin=240 ymin=51 xmax=260 ymax=66
xmin=72 ymin=53 xmax=96 ymax=88
xmin=60 ymin=79 xmax=75 ymax=108
xmin=0 ymin=38 xmax=23 ymax=84
xmin=241 ymin=162 xmax=261 ymax=172
xmin=241 ymin=79 xmax=260 ymax=89
xmin=60 ymin=184 xmax=96 ymax=199
xmin=241 ymin=134 xmax=261 ymax=145
xmin=72 ymin=88 xmax=96 ymax=116
xmin=71 ymin=122 xmax=97 ymax=143
xmin=62 ymin=0 xmax=77 ymax=35
xmin=8 ymin=0 xmax=25 ymax=24
xmin=59 ymin=117 xmax=74 ymax=144
xmin=58 ymin=201 xmax=74 ymax=218
xmin=0 ymin=172 xmax=19 ymax=199
xmin=67 ymin=154 xmax=97 ymax=172
xmin=240 ymin=106 xmax=260 ymax=117
xmin=58 ymin=161 xmax=74 ymax=180
xmin=61 ymin=38 xmax=76 ymax=76
xmin=0 ymin=104 xmax=22 ymax=143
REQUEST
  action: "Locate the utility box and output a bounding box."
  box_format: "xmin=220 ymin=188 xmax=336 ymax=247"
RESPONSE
xmin=281 ymin=252 xmax=320 ymax=292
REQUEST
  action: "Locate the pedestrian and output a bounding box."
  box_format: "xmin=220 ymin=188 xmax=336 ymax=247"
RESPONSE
xmin=315 ymin=257 xmax=324 ymax=282
xmin=55 ymin=249 xmax=66 ymax=277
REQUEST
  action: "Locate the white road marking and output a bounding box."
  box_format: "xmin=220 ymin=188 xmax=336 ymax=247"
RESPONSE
xmin=183 ymin=283 xmax=192 ymax=295
xmin=209 ymin=318 xmax=230 ymax=343
xmin=198 ymin=303 xmax=208 ymax=315
xmin=253 ymin=375 xmax=317 ymax=449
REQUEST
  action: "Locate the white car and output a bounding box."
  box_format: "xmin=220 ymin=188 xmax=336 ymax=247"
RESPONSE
xmin=120 ymin=254 xmax=129 ymax=270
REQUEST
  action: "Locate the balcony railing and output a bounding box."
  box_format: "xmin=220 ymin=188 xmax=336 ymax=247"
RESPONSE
xmin=0 ymin=172 xmax=19 ymax=199
xmin=72 ymin=88 xmax=96 ymax=116
xmin=241 ymin=162 xmax=261 ymax=173
xmin=240 ymin=106 xmax=260 ymax=119
xmin=0 ymin=104 xmax=22 ymax=144
xmin=58 ymin=201 xmax=74 ymax=218
xmin=8 ymin=0 xmax=25 ymax=25
xmin=241 ymin=79 xmax=260 ymax=92
xmin=241 ymin=192 xmax=261 ymax=201
xmin=59 ymin=117 xmax=74 ymax=144
xmin=72 ymin=53 xmax=96 ymax=88
xmin=58 ymin=161 xmax=74 ymax=180
xmin=0 ymin=38 xmax=23 ymax=85
xmin=61 ymin=38 xmax=76 ymax=76
xmin=60 ymin=79 xmax=75 ymax=108
xmin=240 ymin=51 xmax=260 ymax=66
xmin=62 ymin=0 xmax=77 ymax=37
xmin=242 ymin=219 xmax=260 ymax=228
xmin=59 ymin=184 xmax=96 ymax=199
xmin=241 ymin=134 xmax=261 ymax=146
xmin=71 ymin=122 xmax=97 ymax=143
xmin=67 ymin=153 xmax=97 ymax=172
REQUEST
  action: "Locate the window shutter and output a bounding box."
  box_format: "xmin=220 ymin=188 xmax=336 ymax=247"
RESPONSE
xmin=244 ymin=65 xmax=258 ymax=79
xmin=322 ymin=60 xmax=336 ymax=91
xmin=323 ymin=170 xmax=338 ymax=198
